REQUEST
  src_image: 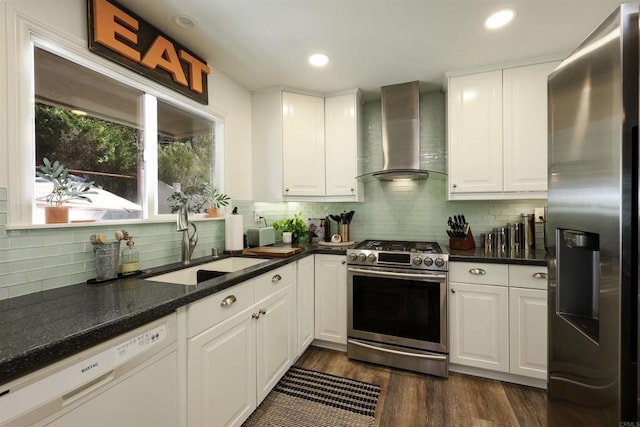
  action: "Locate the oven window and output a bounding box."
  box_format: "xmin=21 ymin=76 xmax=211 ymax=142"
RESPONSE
xmin=352 ymin=275 xmax=441 ymax=344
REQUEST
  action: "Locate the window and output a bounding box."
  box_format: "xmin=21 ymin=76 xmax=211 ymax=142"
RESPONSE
xmin=30 ymin=46 xmax=220 ymax=225
xmin=34 ymin=48 xmax=143 ymax=222
xmin=157 ymin=100 xmax=216 ymax=215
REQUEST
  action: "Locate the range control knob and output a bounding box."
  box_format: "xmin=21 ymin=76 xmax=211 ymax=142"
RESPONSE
xmin=367 ymin=254 xmax=377 ymax=263
xmin=358 ymin=253 xmax=367 ymax=262
xmin=423 ymin=257 xmax=434 ymax=266
xmin=348 ymin=253 xmax=358 ymax=262
xmin=412 ymin=257 xmax=423 ymax=266
xmin=434 ymin=257 xmax=445 ymax=268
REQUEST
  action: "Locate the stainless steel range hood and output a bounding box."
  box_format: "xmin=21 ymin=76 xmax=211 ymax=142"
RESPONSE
xmin=358 ymin=81 xmax=430 ymax=181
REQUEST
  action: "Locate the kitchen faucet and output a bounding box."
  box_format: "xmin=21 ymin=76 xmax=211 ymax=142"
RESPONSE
xmin=177 ymin=204 xmax=197 ymax=264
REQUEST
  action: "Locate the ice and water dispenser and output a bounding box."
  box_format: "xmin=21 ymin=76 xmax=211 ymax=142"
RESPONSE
xmin=556 ymin=228 xmax=600 ymax=342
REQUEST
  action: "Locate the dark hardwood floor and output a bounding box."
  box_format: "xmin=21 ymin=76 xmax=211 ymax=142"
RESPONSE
xmin=296 ymin=346 xmax=547 ymax=427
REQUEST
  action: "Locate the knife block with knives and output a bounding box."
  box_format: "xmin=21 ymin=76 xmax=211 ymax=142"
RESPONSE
xmin=447 ymin=214 xmax=476 ymax=250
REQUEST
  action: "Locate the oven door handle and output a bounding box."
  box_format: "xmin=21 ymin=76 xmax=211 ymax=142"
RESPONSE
xmin=348 ymin=267 xmax=447 ymax=281
xmin=348 ymin=339 xmax=448 ymax=361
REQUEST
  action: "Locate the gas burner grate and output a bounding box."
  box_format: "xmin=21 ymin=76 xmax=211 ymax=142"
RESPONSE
xmin=356 ymin=240 xmax=443 ymax=254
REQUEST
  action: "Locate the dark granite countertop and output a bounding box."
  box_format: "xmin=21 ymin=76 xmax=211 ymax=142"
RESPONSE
xmin=0 ymin=242 xmax=350 ymax=385
xmin=448 ymin=246 xmax=550 ymax=266
xmin=1 ymin=240 xmax=548 ymax=385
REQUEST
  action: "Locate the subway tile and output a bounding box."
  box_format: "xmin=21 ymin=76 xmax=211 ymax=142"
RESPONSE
xmin=9 ymin=282 xmax=44 ymax=298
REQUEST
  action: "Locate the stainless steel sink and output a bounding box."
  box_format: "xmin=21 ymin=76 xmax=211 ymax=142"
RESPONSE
xmin=144 ymin=257 xmax=269 ymax=286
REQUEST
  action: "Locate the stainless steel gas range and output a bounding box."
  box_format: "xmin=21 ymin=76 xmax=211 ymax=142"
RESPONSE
xmin=346 ymin=240 xmax=449 ymax=377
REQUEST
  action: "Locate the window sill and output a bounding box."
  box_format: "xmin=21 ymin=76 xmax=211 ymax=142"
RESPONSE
xmin=6 ymin=215 xmax=226 ymax=231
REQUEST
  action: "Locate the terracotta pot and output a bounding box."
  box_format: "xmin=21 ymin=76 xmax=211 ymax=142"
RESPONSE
xmin=206 ymin=208 xmax=219 ymax=218
xmin=44 ymin=206 xmax=70 ymax=224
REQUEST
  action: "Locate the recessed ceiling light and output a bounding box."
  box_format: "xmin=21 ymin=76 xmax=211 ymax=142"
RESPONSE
xmin=173 ymin=14 xmax=197 ymax=29
xmin=308 ymin=53 xmax=330 ymax=67
xmin=485 ymin=9 xmax=516 ymax=29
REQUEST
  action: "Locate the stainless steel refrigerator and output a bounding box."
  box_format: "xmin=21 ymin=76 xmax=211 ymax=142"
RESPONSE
xmin=547 ymin=2 xmax=638 ymax=424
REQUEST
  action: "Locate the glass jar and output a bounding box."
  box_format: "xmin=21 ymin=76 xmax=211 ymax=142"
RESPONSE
xmin=121 ymin=236 xmax=139 ymax=275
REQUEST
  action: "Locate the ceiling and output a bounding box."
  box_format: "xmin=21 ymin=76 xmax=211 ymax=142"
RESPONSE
xmin=116 ymin=0 xmax=623 ymax=100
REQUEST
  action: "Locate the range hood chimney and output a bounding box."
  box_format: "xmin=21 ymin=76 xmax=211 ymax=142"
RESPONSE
xmin=358 ymin=81 xmax=430 ymax=181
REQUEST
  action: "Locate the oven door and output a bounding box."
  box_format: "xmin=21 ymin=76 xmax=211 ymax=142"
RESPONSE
xmin=347 ymin=266 xmax=447 ymax=354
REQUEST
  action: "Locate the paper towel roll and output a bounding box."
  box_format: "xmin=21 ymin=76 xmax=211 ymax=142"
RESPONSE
xmin=225 ymin=214 xmax=244 ymax=251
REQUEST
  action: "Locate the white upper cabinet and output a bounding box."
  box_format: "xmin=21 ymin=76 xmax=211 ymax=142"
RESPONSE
xmin=448 ymin=70 xmax=504 ymax=194
xmin=252 ymin=89 xmax=362 ymax=202
xmin=282 ymin=92 xmax=326 ymax=196
xmin=324 ymin=93 xmax=362 ymax=198
xmin=503 ymin=62 xmax=558 ymax=192
xmin=447 ymin=61 xmax=559 ymax=200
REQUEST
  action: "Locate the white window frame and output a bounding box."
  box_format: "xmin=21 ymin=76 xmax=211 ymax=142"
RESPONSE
xmin=6 ymin=14 xmax=225 ymax=228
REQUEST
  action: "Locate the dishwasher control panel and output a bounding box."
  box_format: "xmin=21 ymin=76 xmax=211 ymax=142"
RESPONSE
xmin=115 ymin=324 xmax=166 ymax=364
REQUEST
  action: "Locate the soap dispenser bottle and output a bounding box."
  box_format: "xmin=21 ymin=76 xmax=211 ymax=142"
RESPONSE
xmin=121 ymin=236 xmax=139 ymax=275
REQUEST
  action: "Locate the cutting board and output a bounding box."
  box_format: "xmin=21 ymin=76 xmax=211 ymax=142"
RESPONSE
xmin=242 ymin=246 xmax=302 ymax=257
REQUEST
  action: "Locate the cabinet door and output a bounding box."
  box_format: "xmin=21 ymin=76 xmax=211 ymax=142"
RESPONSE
xmin=509 ymin=287 xmax=547 ymax=379
xmin=188 ymin=307 xmax=256 ymax=427
xmin=448 ymin=70 xmax=503 ymax=194
xmin=282 ymin=92 xmax=325 ymax=196
xmin=256 ymin=286 xmax=295 ymax=403
xmin=297 ymin=256 xmax=315 ymax=356
xmin=449 ymin=282 xmax=509 ymax=372
xmin=503 ymin=62 xmax=559 ymax=192
xmin=314 ymin=254 xmax=347 ymax=344
xmin=325 ymin=93 xmax=358 ymax=197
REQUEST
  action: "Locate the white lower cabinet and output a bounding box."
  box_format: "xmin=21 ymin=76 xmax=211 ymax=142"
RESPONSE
xmin=449 ymin=262 xmax=548 ymax=385
xmin=509 ymin=287 xmax=547 ymax=380
xmin=256 ymin=286 xmax=295 ymax=403
xmin=449 ymin=282 xmax=510 ymax=372
xmin=296 ymin=255 xmax=315 ymax=356
xmin=187 ymin=264 xmax=296 ymax=427
xmin=314 ymin=254 xmax=347 ymax=345
xmin=187 ymin=306 xmax=256 ymax=427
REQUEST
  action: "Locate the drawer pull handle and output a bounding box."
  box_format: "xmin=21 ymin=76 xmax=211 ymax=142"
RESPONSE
xmin=533 ymin=272 xmax=547 ymax=279
xmin=469 ymin=268 xmax=486 ymax=275
xmin=220 ymin=295 xmax=237 ymax=307
xmin=252 ymin=312 xmax=260 ymax=319
xmin=272 ymin=274 xmax=282 ymax=283
xmin=450 ymin=289 xmax=456 ymax=294
xmin=259 ymin=308 xmax=267 ymax=315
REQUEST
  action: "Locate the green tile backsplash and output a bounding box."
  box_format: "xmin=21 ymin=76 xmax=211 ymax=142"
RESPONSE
xmin=0 ymin=90 xmax=546 ymax=299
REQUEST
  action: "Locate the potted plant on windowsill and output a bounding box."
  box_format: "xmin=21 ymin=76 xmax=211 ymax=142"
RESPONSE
xmin=168 ymin=183 xmax=230 ymax=218
xmin=197 ymin=183 xmax=230 ymax=218
xmin=36 ymin=158 xmax=96 ymax=224
xmin=272 ymin=212 xmax=310 ymax=243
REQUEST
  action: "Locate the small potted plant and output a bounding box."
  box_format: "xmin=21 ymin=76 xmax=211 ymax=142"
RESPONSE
xmin=36 ymin=158 xmax=96 ymax=224
xmin=198 ymin=183 xmax=230 ymax=218
xmin=272 ymin=212 xmax=310 ymax=243
xmin=167 ymin=189 xmax=191 ymax=214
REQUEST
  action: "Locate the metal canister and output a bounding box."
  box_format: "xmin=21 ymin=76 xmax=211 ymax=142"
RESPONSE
xmin=522 ymin=213 xmax=534 ymax=250
xmin=493 ymin=227 xmax=501 ymax=251
xmin=485 ymin=232 xmax=494 ymax=250
xmin=508 ymin=223 xmax=516 ymax=251
xmin=514 ymin=223 xmax=522 ymax=251
xmin=498 ymin=227 xmax=507 ymax=251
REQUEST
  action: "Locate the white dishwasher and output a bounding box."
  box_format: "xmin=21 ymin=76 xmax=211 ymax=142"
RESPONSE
xmin=0 ymin=313 xmax=179 ymax=427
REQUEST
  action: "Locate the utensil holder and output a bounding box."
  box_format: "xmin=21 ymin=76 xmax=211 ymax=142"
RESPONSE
xmin=449 ymin=228 xmax=476 ymax=250
xmin=94 ymin=242 xmax=121 ymax=281
xmin=339 ymin=224 xmax=349 ymax=242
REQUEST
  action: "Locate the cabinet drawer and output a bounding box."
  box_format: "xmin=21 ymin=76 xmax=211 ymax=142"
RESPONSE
xmin=449 ymin=262 xmax=508 ymax=286
xmin=509 ymin=265 xmax=548 ymax=290
xmin=255 ymin=264 xmax=295 ymax=302
xmin=187 ymin=280 xmax=255 ymax=338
